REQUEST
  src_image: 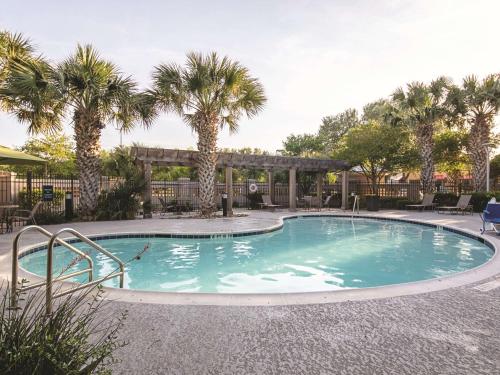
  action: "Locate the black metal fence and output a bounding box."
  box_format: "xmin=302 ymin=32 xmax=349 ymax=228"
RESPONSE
xmin=0 ymin=172 xmax=126 ymax=215
xmin=0 ymin=171 xmax=484 ymax=216
xmin=151 ymin=180 xmax=291 ymax=211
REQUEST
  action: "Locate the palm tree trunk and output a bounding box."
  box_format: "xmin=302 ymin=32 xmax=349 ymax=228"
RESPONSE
xmin=417 ymin=124 xmax=434 ymax=193
xmin=468 ymin=115 xmax=490 ymax=191
xmin=74 ymin=110 xmax=102 ymax=220
xmin=196 ymin=118 xmax=219 ymax=217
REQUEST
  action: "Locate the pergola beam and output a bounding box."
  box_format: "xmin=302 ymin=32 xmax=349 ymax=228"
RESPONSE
xmin=131 ymin=147 xmax=350 ymax=171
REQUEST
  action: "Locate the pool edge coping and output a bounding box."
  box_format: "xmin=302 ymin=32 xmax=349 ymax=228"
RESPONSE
xmin=16 ymin=212 xmax=500 ymax=306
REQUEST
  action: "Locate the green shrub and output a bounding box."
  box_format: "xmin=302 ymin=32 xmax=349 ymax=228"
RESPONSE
xmin=368 ymin=197 xmax=420 ymax=210
xmin=32 ymin=211 xmax=67 ymax=225
xmin=17 ymin=189 xmax=69 ymax=224
xmin=0 ymin=283 xmax=127 ymax=374
xmin=96 ymin=178 xmax=144 ymax=220
xmin=470 ymin=191 xmax=500 ymax=212
xmin=433 ymin=192 xmax=459 ymax=207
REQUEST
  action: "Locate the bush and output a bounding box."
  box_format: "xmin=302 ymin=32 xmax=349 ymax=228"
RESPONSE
xmin=0 ymin=283 xmax=127 ymax=374
xmin=433 ymin=192 xmax=459 ymax=207
xmin=96 ymin=178 xmax=144 ymax=221
xmin=470 ymin=191 xmax=500 ymax=212
xmin=32 ymin=211 xmax=67 ymax=225
xmin=373 ymin=197 xmax=420 ymax=210
xmin=17 ymin=189 xmax=68 ymax=224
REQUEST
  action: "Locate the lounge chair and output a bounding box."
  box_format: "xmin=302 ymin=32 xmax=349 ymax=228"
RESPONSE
xmin=158 ymin=197 xmax=175 ymax=216
xmin=9 ymin=201 xmax=43 ymax=229
xmin=406 ymin=193 xmax=436 ymax=211
xmin=259 ymin=195 xmax=281 ymax=211
xmin=480 ymin=203 xmax=500 ymax=234
xmin=436 ymin=195 xmax=473 ymax=215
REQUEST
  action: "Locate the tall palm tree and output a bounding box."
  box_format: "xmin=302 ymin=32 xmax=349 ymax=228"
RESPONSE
xmin=391 ymin=77 xmax=451 ymax=193
xmin=0 ymin=44 xmax=145 ymax=219
xmin=149 ymin=52 xmax=266 ymax=217
xmin=446 ymin=75 xmax=500 ymax=191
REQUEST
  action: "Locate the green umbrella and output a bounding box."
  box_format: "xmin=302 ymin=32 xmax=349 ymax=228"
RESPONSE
xmin=0 ymin=145 xmax=46 ymax=165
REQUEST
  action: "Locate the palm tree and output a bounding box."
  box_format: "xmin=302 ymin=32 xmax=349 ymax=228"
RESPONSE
xmin=0 ymin=44 xmax=145 ymax=219
xmin=446 ymin=75 xmax=500 ymax=191
xmin=148 ymin=52 xmax=266 ymax=217
xmin=0 ymin=31 xmax=34 ymax=83
xmin=391 ymin=77 xmax=450 ymax=193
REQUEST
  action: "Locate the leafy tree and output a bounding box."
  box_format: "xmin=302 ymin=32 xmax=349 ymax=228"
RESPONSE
xmin=318 ymin=109 xmax=358 ymax=153
xmin=11 ymin=133 xmax=76 ymax=175
xmin=490 ymin=154 xmax=500 ymax=183
xmin=391 ymin=77 xmax=451 ymax=193
xmin=282 ymin=133 xmax=324 ymax=157
xmin=446 ymin=75 xmax=500 ymax=191
xmin=334 ymin=121 xmax=415 ymax=194
xmin=0 ymin=44 xmax=148 ymax=219
xmin=152 ymin=166 xmax=196 ymax=181
xmin=362 ymin=99 xmax=393 ymax=123
xmin=147 ymin=52 xmax=266 ymax=217
xmin=433 ymin=129 xmax=470 ymax=183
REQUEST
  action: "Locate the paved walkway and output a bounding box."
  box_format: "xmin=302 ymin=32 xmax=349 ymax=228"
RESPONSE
xmin=1 ymin=210 xmax=500 ymax=374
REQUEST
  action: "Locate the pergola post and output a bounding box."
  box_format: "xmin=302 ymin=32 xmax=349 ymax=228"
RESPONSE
xmin=341 ymin=170 xmax=349 ymax=210
xmin=142 ymin=161 xmax=152 ymax=218
xmin=289 ymin=167 xmax=297 ymax=211
xmin=267 ymin=169 xmax=274 ymax=201
xmin=316 ymin=172 xmax=323 ymax=209
xmin=225 ymin=166 xmax=233 ymax=217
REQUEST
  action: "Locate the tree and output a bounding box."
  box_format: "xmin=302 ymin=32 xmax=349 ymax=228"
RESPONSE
xmin=14 ymin=133 xmax=76 ymax=175
xmin=0 ymin=31 xmax=34 ymax=84
xmin=318 ymin=108 xmax=358 ymax=153
xmin=0 ymin=44 xmax=147 ymax=219
xmin=148 ymin=52 xmax=266 ymax=217
xmin=433 ymin=129 xmax=470 ymax=184
xmin=446 ymin=75 xmax=500 ymax=191
xmin=334 ymin=121 xmax=415 ymax=194
xmin=391 ymin=77 xmax=451 ymax=193
xmin=490 ymin=154 xmax=500 ymax=186
xmin=282 ymin=133 xmax=324 ymax=157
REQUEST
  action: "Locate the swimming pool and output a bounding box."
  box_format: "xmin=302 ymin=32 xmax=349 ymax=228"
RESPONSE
xmin=19 ymin=217 xmax=493 ymax=294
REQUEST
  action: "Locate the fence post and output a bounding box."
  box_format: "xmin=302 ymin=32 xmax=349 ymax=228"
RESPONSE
xmin=26 ymin=170 xmax=33 ymax=210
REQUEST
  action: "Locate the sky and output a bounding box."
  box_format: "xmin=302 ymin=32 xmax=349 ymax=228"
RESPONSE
xmin=1 ymin=0 xmax=500 ymax=152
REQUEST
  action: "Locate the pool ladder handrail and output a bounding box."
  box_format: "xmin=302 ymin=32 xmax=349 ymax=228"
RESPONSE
xmin=11 ymin=225 xmax=125 ymax=314
xmin=352 ymin=195 xmax=360 ymax=216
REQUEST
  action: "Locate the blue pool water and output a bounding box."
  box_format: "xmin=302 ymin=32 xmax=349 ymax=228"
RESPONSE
xmin=19 ymin=217 xmax=493 ymax=293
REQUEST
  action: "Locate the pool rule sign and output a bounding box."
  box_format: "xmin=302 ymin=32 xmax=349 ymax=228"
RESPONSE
xmin=42 ymin=185 xmax=54 ymax=201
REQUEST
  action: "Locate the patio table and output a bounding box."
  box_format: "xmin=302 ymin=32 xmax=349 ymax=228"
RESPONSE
xmin=0 ymin=204 xmax=19 ymax=233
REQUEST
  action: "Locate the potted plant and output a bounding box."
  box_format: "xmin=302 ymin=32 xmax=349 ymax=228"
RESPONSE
xmin=365 ymin=194 xmax=380 ymax=211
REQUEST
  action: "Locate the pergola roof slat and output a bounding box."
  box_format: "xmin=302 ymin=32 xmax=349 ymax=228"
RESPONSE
xmin=131 ymin=147 xmax=350 ymax=171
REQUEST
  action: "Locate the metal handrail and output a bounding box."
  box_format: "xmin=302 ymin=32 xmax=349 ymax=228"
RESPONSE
xmin=45 ymin=228 xmax=125 ymax=314
xmin=352 ymin=195 xmax=360 ymax=216
xmin=11 ymin=225 xmax=94 ymax=308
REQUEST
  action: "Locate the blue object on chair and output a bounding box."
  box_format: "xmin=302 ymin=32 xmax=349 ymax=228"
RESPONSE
xmin=480 ymin=203 xmax=500 ymax=234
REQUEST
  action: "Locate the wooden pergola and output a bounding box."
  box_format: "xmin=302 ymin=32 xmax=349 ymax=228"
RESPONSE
xmin=131 ymin=147 xmax=351 ymax=217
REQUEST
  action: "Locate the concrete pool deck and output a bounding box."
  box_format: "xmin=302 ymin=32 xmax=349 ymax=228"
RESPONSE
xmin=1 ymin=209 xmax=500 ymax=374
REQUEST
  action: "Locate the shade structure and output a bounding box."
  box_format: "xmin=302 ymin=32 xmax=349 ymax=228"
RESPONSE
xmin=0 ymin=145 xmax=46 ymax=165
